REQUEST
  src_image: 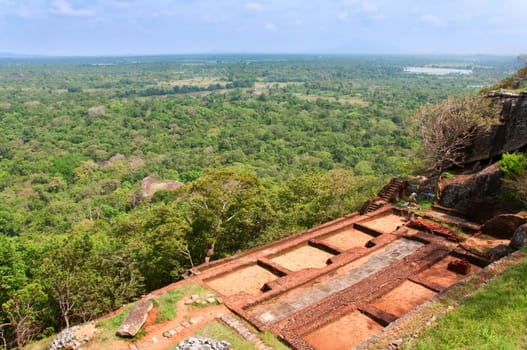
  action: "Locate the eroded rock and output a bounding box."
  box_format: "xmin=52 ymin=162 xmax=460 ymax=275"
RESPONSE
xmin=466 ymin=94 xmax=527 ymax=164
xmin=510 ymin=223 xmax=527 ymax=250
xmin=489 ymin=244 xmax=513 ymax=261
xmin=439 ymin=164 xmax=506 ymax=222
xmin=141 ymin=175 xmax=183 ymax=197
xmin=117 ymin=299 xmax=153 ymax=338
xmin=481 ymin=213 xmax=527 ymax=239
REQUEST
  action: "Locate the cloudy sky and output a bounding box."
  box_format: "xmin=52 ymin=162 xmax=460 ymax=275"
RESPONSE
xmin=0 ymin=0 xmax=526 ymax=56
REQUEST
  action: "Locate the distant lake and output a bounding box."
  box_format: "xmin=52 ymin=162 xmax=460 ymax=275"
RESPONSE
xmin=404 ymin=67 xmax=473 ymax=75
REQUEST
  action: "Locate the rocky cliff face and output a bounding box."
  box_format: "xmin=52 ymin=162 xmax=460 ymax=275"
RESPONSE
xmin=439 ymin=163 xmax=522 ymax=223
xmin=466 ymin=92 xmax=527 ymax=164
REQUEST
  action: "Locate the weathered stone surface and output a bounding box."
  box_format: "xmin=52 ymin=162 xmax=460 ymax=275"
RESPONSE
xmin=466 ymin=94 xmax=527 ymax=164
xmin=49 ymin=327 xmax=80 ymax=350
xmin=481 ymin=213 xmax=527 ymax=239
xmin=141 ymin=175 xmax=183 ymax=197
xmin=175 ymin=337 xmax=231 ymax=350
xmin=489 ymin=244 xmax=513 ymax=261
xmin=49 ymin=324 xmax=98 ymax=350
xmin=439 ymin=163 xmax=518 ymax=223
xmin=116 ymin=299 xmax=153 ymax=338
xmin=510 ymin=223 xmax=527 ymax=250
xmin=407 ymin=219 xmax=460 ymax=242
xmin=447 ymin=259 xmax=471 ymax=275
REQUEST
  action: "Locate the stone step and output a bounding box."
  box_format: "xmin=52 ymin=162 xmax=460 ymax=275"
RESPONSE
xmin=218 ymin=314 xmax=273 ymax=350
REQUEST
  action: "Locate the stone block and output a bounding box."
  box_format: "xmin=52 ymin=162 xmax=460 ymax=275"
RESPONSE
xmin=116 ymin=299 xmax=153 ymax=338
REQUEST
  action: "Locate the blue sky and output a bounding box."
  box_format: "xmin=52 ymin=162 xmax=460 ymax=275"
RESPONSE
xmin=0 ymin=0 xmax=526 ymax=56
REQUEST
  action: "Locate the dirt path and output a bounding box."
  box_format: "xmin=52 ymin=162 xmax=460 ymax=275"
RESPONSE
xmin=112 ymin=299 xmax=229 ymax=350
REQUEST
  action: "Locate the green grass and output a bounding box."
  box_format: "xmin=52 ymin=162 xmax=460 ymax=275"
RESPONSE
xmin=419 ymin=200 xmax=433 ymax=209
xmin=96 ymin=305 xmax=133 ymax=334
xmin=155 ymin=283 xmax=216 ymax=323
xmin=403 ymin=258 xmax=527 ymax=350
xmin=192 ymin=321 xmax=257 ymax=350
xmin=261 ymin=331 xmax=291 ymax=350
xmin=186 ymin=319 xmax=291 ymax=350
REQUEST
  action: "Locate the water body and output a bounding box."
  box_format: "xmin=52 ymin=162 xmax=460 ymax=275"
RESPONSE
xmin=404 ymin=67 xmax=472 ymax=75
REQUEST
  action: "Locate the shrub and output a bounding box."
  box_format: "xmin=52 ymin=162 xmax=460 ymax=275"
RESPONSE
xmin=498 ymin=153 xmax=527 ymax=178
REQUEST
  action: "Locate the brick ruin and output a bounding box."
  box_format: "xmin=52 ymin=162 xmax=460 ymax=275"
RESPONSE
xmin=144 ymin=178 xmax=512 ymax=350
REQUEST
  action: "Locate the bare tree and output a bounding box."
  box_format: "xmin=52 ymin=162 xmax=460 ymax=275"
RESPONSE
xmin=413 ymin=95 xmax=498 ymax=199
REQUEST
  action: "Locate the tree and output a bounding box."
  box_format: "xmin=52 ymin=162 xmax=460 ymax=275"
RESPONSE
xmin=40 ymin=232 xmax=145 ymax=327
xmin=183 ymin=169 xmax=274 ymax=263
xmin=40 ymin=234 xmax=92 ymax=329
xmin=2 ymin=283 xmax=47 ymax=349
xmin=413 ymin=95 xmax=498 ymax=199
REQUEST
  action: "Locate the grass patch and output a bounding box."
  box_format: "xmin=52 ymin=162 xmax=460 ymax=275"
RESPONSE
xmin=261 ymin=331 xmax=291 ymax=350
xmin=403 ymin=258 xmax=527 ymax=349
xmin=22 ymin=337 xmax=53 ymax=350
xmin=193 ymin=321 xmax=257 ymax=350
xmin=223 ymin=314 xmax=291 ymax=350
xmin=155 ymin=283 xmax=216 ymax=324
xmin=96 ymin=305 xmax=133 ymax=334
xmin=418 ymin=200 xmax=432 ymax=210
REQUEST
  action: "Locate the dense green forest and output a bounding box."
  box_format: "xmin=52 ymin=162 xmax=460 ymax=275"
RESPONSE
xmin=0 ymin=54 xmax=519 ymax=348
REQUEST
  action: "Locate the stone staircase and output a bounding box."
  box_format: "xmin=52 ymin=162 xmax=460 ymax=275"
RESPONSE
xmin=377 ymin=178 xmax=407 ymax=202
xmin=359 ymin=178 xmax=407 ymax=214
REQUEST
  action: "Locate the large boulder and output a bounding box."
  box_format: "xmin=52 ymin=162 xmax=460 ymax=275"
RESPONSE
xmin=117 ymin=299 xmax=153 ymax=338
xmin=510 ymin=223 xmax=527 ymax=250
xmin=489 ymin=244 xmax=513 ymax=261
xmin=480 ymin=214 xmax=527 ymax=239
xmin=439 ymin=163 xmax=520 ymax=223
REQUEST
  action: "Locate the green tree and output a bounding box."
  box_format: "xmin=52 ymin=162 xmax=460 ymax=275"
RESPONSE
xmin=183 ymin=169 xmax=274 ymax=263
xmin=2 ymin=283 xmax=47 ymax=349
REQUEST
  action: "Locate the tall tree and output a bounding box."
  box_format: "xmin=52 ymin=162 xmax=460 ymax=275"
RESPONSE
xmin=183 ymin=169 xmax=274 ymax=263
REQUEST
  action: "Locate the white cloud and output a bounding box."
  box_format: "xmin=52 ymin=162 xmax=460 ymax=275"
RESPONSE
xmin=421 ymin=14 xmax=447 ymax=27
xmin=244 ymin=2 xmax=264 ymax=12
xmin=51 ymin=0 xmax=94 ymax=17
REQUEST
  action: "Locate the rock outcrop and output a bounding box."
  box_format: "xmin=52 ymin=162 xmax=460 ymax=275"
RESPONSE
xmin=141 ymin=175 xmax=183 ymax=197
xmin=480 ymin=213 xmax=527 ymax=239
xmin=116 ymin=299 xmax=153 ymax=338
xmin=510 ymin=223 xmax=527 ymax=250
xmin=489 ymin=244 xmax=514 ymax=261
xmin=466 ymin=93 xmax=527 ymax=164
xmin=439 ymin=163 xmax=521 ymax=222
